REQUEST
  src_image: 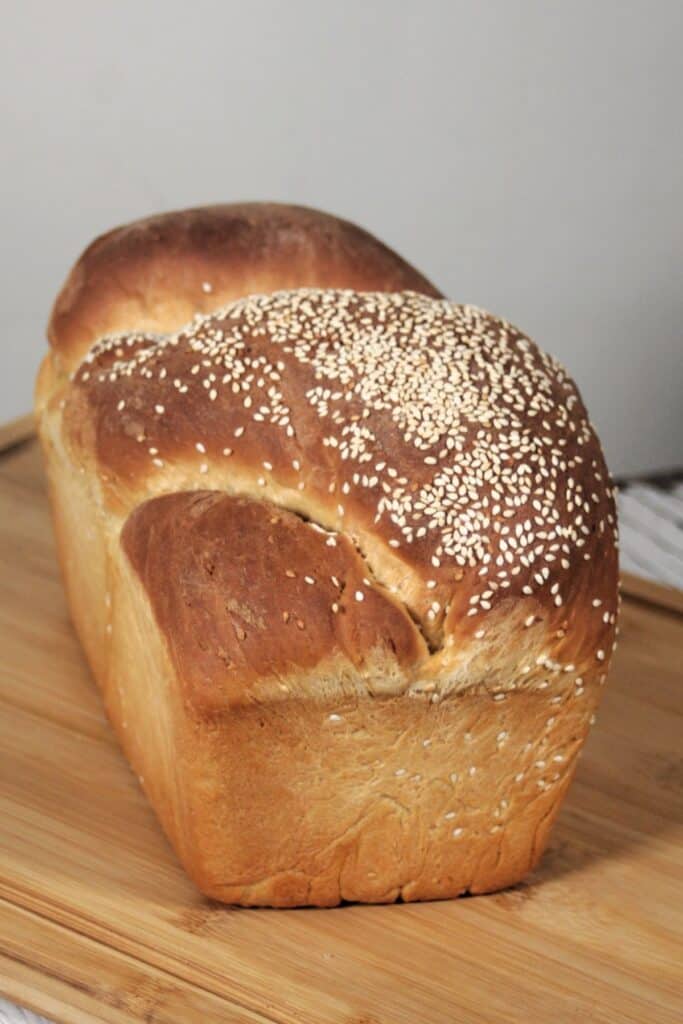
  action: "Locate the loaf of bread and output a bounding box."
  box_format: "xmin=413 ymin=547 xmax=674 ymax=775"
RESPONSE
xmin=36 ymin=202 xmax=619 ymax=906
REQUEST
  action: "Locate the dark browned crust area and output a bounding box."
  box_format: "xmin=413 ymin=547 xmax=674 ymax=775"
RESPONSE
xmin=64 ymin=290 xmax=618 ymax=667
xmin=48 ymin=203 xmax=441 ymax=370
xmin=121 ymin=490 xmax=426 ymax=713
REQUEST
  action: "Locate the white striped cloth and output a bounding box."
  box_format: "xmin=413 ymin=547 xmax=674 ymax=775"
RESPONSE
xmin=0 ymin=1001 xmax=50 ymax=1024
xmin=618 ymin=482 xmax=683 ymax=589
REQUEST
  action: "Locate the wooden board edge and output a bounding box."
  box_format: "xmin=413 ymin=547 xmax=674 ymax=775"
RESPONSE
xmin=0 ymin=898 xmax=277 ymax=1024
xmin=620 ymin=570 xmax=683 ymax=616
xmin=0 ymin=414 xmax=35 ymax=454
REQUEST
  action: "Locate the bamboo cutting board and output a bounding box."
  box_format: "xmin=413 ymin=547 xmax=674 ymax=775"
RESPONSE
xmin=0 ymin=437 xmax=681 ymax=1024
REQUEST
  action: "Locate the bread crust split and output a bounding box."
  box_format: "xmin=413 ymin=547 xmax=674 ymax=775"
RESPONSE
xmin=36 ymin=203 xmax=619 ymax=906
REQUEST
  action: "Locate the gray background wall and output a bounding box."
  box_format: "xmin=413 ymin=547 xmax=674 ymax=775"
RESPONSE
xmin=2 ymin=0 xmax=681 ymax=475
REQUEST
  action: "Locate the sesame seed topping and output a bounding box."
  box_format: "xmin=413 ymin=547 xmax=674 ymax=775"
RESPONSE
xmin=75 ymin=288 xmax=616 ymax=631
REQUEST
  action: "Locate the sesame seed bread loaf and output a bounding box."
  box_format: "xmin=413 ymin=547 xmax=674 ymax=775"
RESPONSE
xmin=35 ymin=203 xmax=619 ymax=907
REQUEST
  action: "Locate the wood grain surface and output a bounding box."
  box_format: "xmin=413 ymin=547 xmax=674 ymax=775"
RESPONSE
xmin=0 ymin=440 xmax=681 ymax=1024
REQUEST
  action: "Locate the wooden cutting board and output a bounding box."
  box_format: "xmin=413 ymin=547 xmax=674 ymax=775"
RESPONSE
xmin=1 ymin=434 xmax=681 ymax=1024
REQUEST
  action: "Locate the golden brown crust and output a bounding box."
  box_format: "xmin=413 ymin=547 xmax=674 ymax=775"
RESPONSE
xmin=122 ymin=490 xmax=426 ymax=714
xmin=179 ymin=689 xmax=583 ymax=906
xmin=47 ymin=203 xmax=440 ymax=372
xmin=36 ymin=204 xmax=620 ymax=906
